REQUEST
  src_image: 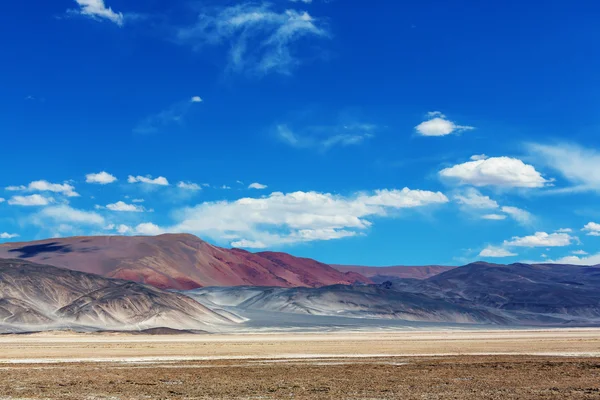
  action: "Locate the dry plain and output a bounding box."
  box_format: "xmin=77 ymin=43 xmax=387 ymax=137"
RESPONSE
xmin=1 ymin=329 xmax=600 ymax=399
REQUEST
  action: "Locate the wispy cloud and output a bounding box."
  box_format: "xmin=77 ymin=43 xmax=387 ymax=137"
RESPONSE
xmin=177 ymin=3 xmax=329 ymax=76
xmin=68 ymin=0 xmax=124 ymax=26
xmin=133 ymin=96 xmax=203 ymax=134
xmin=453 ymin=187 xmax=533 ymax=225
xmin=277 ymin=122 xmax=376 ymax=151
xmin=0 ymin=232 xmax=19 ymax=240
xmin=528 ymin=142 xmax=600 ymax=194
xmin=177 ymin=181 xmax=202 ymax=191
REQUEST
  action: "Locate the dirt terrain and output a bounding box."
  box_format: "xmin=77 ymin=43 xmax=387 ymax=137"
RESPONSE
xmin=1 ymin=356 xmax=599 ymax=399
xmin=1 ymin=330 xmax=600 ymax=399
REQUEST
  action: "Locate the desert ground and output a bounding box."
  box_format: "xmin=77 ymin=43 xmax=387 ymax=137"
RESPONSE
xmin=1 ymin=329 xmax=600 ymax=399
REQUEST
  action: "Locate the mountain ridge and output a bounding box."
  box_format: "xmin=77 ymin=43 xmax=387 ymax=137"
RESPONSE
xmin=0 ymin=234 xmax=371 ymax=290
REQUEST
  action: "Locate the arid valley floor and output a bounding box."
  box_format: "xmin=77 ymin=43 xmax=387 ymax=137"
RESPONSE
xmin=1 ymin=329 xmax=600 ymax=399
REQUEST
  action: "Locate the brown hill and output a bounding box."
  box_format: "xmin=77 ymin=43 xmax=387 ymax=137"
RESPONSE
xmin=332 ymin=265 xmax=456 ymax=281
xmin=0 ymin=234 xmax=371 ymax=290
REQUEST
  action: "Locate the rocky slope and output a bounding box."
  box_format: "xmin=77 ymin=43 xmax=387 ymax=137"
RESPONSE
xmin=185 ymin=284 xmax=507 ymax=324
xmin=0 ymin=235 xmax=371 ymax=290
xmin=0 ymin=259 xmax=237 ymax=333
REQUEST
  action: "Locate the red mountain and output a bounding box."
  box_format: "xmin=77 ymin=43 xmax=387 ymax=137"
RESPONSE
xmin=0 ymin=234 xmax=371 ymax=290
xmin=332 ymin=264 xmax=456 ymax=280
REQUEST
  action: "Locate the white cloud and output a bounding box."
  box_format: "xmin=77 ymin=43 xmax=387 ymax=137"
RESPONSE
xmin=128 ymin=175 xmax=169 ymax=186
xmin=166 ymin=188 xmax=448 ymax=247
xmin=0 ymin=198 xmax=4 ymax=203
xmin=415 ymin=112 xmax=474 ymax=137
xmin=479 ymin=246 xmax=517 ymax=258
xmin=583 ymin=222 xmax=600 ymax=236
xmin=221 ymin=185 xmax=232 ymax=189
xmin=34 ymin=205 xmax=105 ymax=226
xmin=500 ymin=206 xmax=533 ymax=225
xmin=177 ymin=181 xmax=202 ymax=191
xmin=453 ymin=188 xmax=532 ymax=224
xmin=0 ymin=232 xmax=19 ymax=239
xmin=539 ymin=253 xmax=600 ymax=266
xmin=134 ymin=223 xmax=164 ymax=236
xmin=440 ymin=157 xmax=549 ymax=188
xmin=248 ymin=182 xmax=268 ymax=190
xmin=482 ymin=214 xmax=507 ymax=220
xmin=177 ymin=3 xmax=329 ymax=75
xmin=557 ymin=228 xmax=573 ymax=233
xmin=454 ymin=188 xmax=498 ymax=209
xmin=231 ymin=239 xmax=268 ymax=249
xmin=6 ymin=180 xmax=79 ymax=197
xmin=572 ymin=250 xmax=588 ymax=255
xmin=70 ymin=0 xmax=124 ymax=26
xmin=106 ymin=201 xmax=145 ymax=212
xmin=8 ymin=194 xmax=54 ymax=206
xmin=528 ymin=143 xmax=600 ymax=193
xmin=191 ymin=96 xmax=203 ymax=103
xmin=470 ymin=154 xmax=488 ymax=161
xmin=116 ymin=224 xmax=132 ymax=234
xmin=132 ymin=198 xmax=145 ymax=203
xmin=277 ymin=123 xmax=375 ymax=150
xmin=86 ymin=171 xmax=117 ymax=184
xmin=504 ymin=231 xmax=575 ymax=248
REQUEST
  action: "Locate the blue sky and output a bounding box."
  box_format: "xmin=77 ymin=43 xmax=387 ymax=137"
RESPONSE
xmin=2 ymin=0 xmax=600 ymax=266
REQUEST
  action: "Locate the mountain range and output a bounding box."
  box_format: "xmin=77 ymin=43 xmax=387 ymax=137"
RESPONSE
xmin=0 ymin=258 xmax=238 ymax=333
xmin=0 ymin=234 xmax=371 ymax=290
xmin=1 ymin=234 xmax=600 ymax=333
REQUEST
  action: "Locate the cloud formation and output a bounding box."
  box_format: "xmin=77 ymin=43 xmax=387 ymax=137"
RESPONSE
xmin=69 ymin=0 xmax=124 ymax=26
xmin=128 ymin=175 xmax=169 ymax=186
xmin=6 ymin=180 xmax=79 ymax=197
xmin=440 ymin=157 xmax=549 ymax=188
xmin=0 ymin=232 xmax=19 ymax=239
xmin=504 ymin=231 xmax=575 ymax=248
xmin=583 ymin=222 xmax=600 ymax=236
xmin=453 ymin=188 xmax=532 ymax=224
xmin=479 ymin=246 xmax=517 ymax=258
xmin=177 ymin=3 xmax=329 ymax=75
xmin=86 ymin=171 xmax=117 ymax=185
xmin=529 ymin=143 xmax=600 ymax=193
xmin=165 ymin=188 xmax=448 ymax=248
xmin=248 ymin=182 xmax=268 ymax=190
xmin=415 ymin=112 xmax=474 ymax=137
xmin=105 ymin=201 xmax=145 ymax=212
xmin=34 ymin=205 xmax=105 ymax=226
xmin=8 ymin=194 xmax=54 ymax=206
xmin=177 ymin=181 xmax=202 ymax=191
xmin=454 ymin=188 xmax=499 ymax=209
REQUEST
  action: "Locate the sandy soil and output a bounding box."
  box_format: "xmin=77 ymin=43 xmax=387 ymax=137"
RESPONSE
xmin=1 ymin=329 xmax=600 ymax=399
xmin=1 ymin=329 xmax=600 ymax=362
